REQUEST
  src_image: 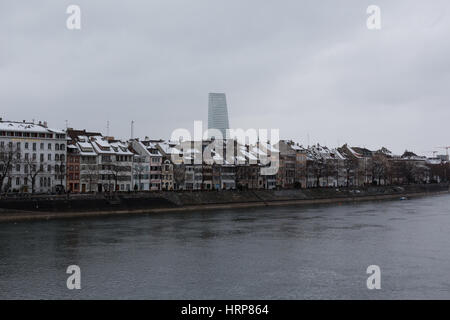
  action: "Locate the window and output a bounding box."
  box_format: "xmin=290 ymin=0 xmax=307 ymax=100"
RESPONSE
xmin=33 ymin=143 xmax=36 ymax=151
xmin=16 ymin=142 xmax=21 ymax=149
xmin=55 ymin=144 xmax=59 ymax=151
xmin=40 ymin=154 xmax=44 ymax=162
xmin=16 ymin=177 xmax=20 ymax=186
xmin=48 ymin=165 xmax=52 ymax=172
xmin=32 ymin=153 xmax=36 ymax=160
xmin=48 ymin=143 xmax=52 ymax=150
xmin=16 ymin=164 xmax=20 ymax=172
xmin=55 ymin=154 xmax=59 ymax=161
xmin=40 ymin=143 xmax=44 ymax=150
xmin=25 ymin=153 xmax=29 ymax=160
xmin=48 ymin=154 xmax=51 ymax=161
xmin=25 ymin=142 xmax=29 ymax=149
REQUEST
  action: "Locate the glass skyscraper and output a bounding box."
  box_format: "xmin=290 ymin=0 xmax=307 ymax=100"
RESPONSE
xmin=208 ymin=93 xmax=230 ymax=139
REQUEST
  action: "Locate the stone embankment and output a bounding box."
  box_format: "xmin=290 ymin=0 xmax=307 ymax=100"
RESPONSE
xmin=0 ymin=183 xmax=448 ymax=222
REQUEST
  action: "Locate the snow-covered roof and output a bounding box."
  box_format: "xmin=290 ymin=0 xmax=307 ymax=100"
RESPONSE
xmin=347 ymin=146 xmax=363 ymax=158
xmin=157 ymin=141 xmax=177 ymax=155
xmin=426 ymin=158 xmax=442 ymax=165
xmin=92 ymin=136 xmax=110 ymax=149
xmin=0 ymin=121 xmax=65 ymax=134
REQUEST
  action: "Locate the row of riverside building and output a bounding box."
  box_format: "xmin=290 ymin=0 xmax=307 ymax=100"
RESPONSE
xmin=1 ymin=119 xmax=449 ymax=194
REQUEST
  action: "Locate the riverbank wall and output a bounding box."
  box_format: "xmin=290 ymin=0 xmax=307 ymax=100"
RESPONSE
xmin=0 ymin=184 xmax=448 ymax=222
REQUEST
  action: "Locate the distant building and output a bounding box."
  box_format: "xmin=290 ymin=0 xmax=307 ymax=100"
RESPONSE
xmin=208 ymin=93 xmax=230 ymax=139
xmin=0 ymin=119 xmax=67 ymax=193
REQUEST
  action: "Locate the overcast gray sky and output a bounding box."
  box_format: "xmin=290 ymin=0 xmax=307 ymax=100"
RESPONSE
xmin=1 ymin=0 xmax=449 ymax=155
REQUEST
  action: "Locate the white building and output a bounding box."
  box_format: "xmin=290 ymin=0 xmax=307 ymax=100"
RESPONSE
xmin=0 ymin=119 xmax=67 ymax=193
xmin=90 ymin=136 xmax=134 ymax=192
xmin=130 ymin=139 xmax=162 ymax=191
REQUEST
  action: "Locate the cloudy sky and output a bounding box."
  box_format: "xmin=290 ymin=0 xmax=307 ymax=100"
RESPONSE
xmin=1 ymin=0 xmax=449 ymax=155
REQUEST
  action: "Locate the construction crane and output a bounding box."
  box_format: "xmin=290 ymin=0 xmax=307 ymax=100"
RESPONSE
xmin=436 ymin=146 xmax=450 ymax=155
xmin=436 ymin=146 xmax=450 ymax=160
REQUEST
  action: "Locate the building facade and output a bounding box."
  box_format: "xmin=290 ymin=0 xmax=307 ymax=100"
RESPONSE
xmin=208 ymin=93 xmax=230 ymax=139
xmin=0 ymin=120 xmax=67 ymax=193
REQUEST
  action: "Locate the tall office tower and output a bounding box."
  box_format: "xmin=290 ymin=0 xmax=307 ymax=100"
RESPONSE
xmin=208 ymin=93 xmax=230 ymax=139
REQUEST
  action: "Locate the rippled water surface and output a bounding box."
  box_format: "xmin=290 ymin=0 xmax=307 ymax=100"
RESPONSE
xmin=1 ymin=194 xmax=450 ymax=299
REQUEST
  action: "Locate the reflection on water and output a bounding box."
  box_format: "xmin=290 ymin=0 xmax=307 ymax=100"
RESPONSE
xmin=1 ymin=194 xmax=450 ymax=299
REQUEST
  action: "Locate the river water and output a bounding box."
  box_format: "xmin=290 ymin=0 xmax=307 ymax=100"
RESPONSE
xmin=1 ymin=194 xmax=450 ymax=299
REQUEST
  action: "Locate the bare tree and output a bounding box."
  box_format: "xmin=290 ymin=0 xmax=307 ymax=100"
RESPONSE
xmin=109 ymin=163 xmax=131 ymax=192
xmin=335 ymin=159 xmax=342 ymax=187
xmin=173 ymin=164 xmax=186 ymax=190
xmin=133 ymin=162 xmax=146 ymax=191
xmin=343 ymin=157 xmax=359 ymax=187
xmin=312 ymin=158 xmax=324 ymax=187
xmin=55 ymin=158 xmax=66 ymax=192
xmin=295 ymin=160 xmax=307 ymax=188
xmin=412 ymin=163 xmax=429 ymax=183
xmin=82 ymin=164 xmax=98 ymax=192
xmin=324 ymin=159 xmax=337 ymax=187
xmin=24 ymin=158 xmax=43 ymax=193
xmin=110 ymin=164 xmax=120 ymax=192
xmin=399 ymin=161 xmax=415 ymax=184
xmin=0 ymin=143 xmax=20 ymax=193
xmin=371 ymin=154 xmax=388 ymax=185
